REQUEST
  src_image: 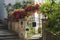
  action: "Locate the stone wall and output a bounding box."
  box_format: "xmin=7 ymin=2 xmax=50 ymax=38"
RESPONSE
xmin=8 ymin=19 xmax=26 ymax=39
xmin=45 ymin=31 xmax=60 ymax=40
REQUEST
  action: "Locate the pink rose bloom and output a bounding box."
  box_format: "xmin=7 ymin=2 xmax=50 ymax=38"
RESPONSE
xmin=25 ymin=7 xmax=32 ymax=11
xmin=34 ymin=4 xmax=39 ymax=9
xmin=16 ymin=15 xmax=19 ymax=19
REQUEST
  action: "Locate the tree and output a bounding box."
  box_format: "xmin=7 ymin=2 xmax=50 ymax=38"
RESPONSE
xmin=40 ymin=0 xmax=60 ymax=40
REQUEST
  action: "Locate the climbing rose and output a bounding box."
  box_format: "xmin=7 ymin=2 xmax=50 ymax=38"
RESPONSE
xmin=34 ymin=4 xmax=39 ymax=9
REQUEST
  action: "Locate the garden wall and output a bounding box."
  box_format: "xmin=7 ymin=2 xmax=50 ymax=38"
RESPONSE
xmin=45 ymin=31 xmax=60 ymax=40
xmin=8 ymin=20 xmax=26 ymax=40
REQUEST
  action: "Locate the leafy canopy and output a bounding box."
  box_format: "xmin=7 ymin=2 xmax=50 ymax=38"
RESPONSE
xmin=40 ymin=0 xmax=60 ymax=35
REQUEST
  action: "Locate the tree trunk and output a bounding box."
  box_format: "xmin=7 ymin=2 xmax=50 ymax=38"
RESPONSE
xmin=42 ymin=19 xmax=48 ymax=40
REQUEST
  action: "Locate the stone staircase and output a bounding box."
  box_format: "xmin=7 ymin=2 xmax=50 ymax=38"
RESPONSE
xmin=0 ymin=22 xmax=20 ymax=40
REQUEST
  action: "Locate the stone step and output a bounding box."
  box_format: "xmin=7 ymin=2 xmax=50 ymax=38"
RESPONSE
xmin=0 ymin=23 xmax=19 ymax=40
xmin=0 ymin=24 xmax=5 ymax=27
xmin=0 ymin=27 xmax=8 ymax=29
xmin=28 ymin=34 xmax=42 ymax=40
xmin=0 ymin=30 xmax=17 ymax=36
xmin=0 ymin=24 xmax=8 ymax=29
xmin=0 ymin=38 xmax=20 ymax=40
xmin=0 ymin=36 xmax=19 ymax=39
xmin=0 ymin=30 xmax=19 ymax=39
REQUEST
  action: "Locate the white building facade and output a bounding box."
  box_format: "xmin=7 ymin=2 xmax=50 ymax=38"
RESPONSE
xmin=4 ymin=0 xmax=44 ymax=33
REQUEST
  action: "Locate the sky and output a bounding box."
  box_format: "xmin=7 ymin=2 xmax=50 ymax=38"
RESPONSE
xmin=4 ymin=0 xmax=60 ymax=5
xmin=4 ymin=0 xmax=43 ymax=5
xmin=4 ymin=0 xmax=16 ymax=5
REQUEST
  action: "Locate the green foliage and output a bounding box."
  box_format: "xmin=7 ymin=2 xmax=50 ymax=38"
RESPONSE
xmin=47 ymin=12 xmax=60 ymax=33
xmin=13 ymin=2 xmax=22 ymax=9
xmin=28 ymin=26 xmax=35 ymax=34
xmin=6 ymin=6 xmax=9 ymax=12
xmin=13 ymin=1 xmax=32 ymax=9
xmin=41 ymin=0 xmax=60 ymax=35
xmin=6 ymin=5 xmax=13 ymax=12
xmin=23 ymin=1 xmax=31 ymax=4
xmin=38 ymin=26 xmax=42 ymax=33
xmin=27 ymin=26 xmax=35 ymax=37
